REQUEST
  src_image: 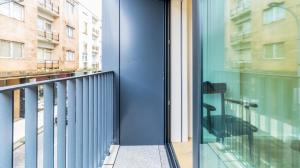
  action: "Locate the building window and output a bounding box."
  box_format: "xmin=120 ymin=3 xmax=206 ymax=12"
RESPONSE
xmin=66 ymin=26 xmax=74 ymax=38
xmin=38 ymin=48 xmax=52 ymax=61
xmin=66 ymin=51 xmax=75 ymax=61
xmin=264 ymin=42 xmax=284 ymax=59
xmin=0 ymin=40 xmax=23 ymax=58
xmin=263 ymin=5 xmax=285 ymax=24
xmin=37 ymin=17 xmax=52 ymax=32
xmin=83 ymin=22 xmax=88 ymax=34
xmin=237 ymin=20 xmax=251 ymax=34
xmin=65 ymin=0 xmax=75 ymax=18
xmin=0 ymin=1 xmax=24 ymax=21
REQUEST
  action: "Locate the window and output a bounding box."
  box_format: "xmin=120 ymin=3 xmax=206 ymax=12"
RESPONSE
xmin=0 ymin=1 xmax=24 ymax=21
xmin=236 ymin=49 xmax=252 ymax=63
xmin=237 ymin=20 xmax=251 ymax=34
xmin=83 ymin=22 xmax=88 ymax=34
xmin=65 ymin=0 xmax=74 ymax=18
xmin=37 ymin=17 xmax=52 ymax=32
xmin=263 ymin=5 xmax=285 ymax=24
xmin=66 ymin=51 xmax=75 ymax=61
xmin=38 ymin=48 xmax=52 ymax=61
xmin=0 ymin=40 xmax=23 ymax=58
xmin=66 ymin=26 xmax=74 ymax=38
xmin=0 ymin=40 xmax=11 ymax=58
xmin=264 ymin=42 xmax=284 ymax=59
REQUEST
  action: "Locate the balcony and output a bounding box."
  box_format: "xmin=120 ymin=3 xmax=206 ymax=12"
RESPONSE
xmin=37 ymin=60 xmax=59 ymax=71
xmin=230 ymin=32 xmax=251 ymax=45
xmin=92 ymin=45 xmax=99 ymax=52
xmin=82 ymin=52 xmax=88 ymax=63
xmin=0 ymin=72 xmax=116 ymax=168
xmin=38 ymin=0 xmax=60 ymax=18
xmin=38 ymin=30 xmax=59 ymax=44
xmin=92 ymin=28 xmax=100 ymax=37
xmin=230 ymin=2 xmax=251 ymax=21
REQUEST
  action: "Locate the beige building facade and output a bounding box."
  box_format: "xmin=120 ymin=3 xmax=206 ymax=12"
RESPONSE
xmin=0 ymin=0 xmax=79 ymax=81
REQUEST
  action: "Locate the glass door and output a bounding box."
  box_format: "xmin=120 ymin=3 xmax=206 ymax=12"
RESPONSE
xmin=199 ymin=0 xmax=300 ymax=167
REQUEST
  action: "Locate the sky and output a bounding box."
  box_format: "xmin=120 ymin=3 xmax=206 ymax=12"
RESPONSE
xmin=79 ymin=0 xmax=102 ymax=18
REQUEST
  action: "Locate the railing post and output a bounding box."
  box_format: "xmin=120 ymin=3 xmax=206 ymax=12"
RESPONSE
xmin=57 ymin=82 xmax=66 ymax=168
xmin=25 ymin=87 xmax=38 ymax=168
xmin=67 ymin=80 xmax=76 ymax=168
xmin=97 ymin=74 xmax=102 ymax=165
xmin=93 ymin=75 xmax=98 ymax=167
xmin=44 ymin=84 xmax=54 ymax=168
xmin=76 ymin=79 xmax=83 ymax=168
xmin=88 ymin=76 xmax=94 ymax=168
xmin=83 ymin=77 xmax=89 ymax=167
xmin=0 ymin=91 xmax=13 ymax=168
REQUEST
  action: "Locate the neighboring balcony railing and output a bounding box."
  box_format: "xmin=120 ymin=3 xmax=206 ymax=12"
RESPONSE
xmin=38 ymin=0 xmax=60 ymax=16
xmin=230 ymin=32 xmax=251 ymax=44
xmin=0 ymin=71 xmax=115 ymax=168
xmin=38 ymin=30 xmax=60 ymax=43
xmin=82 ymin=52 xmax=88 ymax=62
xmin=230 ymin=2 xmax=251 ymax=20
xmin=92 ymin=46 xmax=99 ymax=52
xmin=37 ymin=60 xmax=59 ymax=70
xmin=92 ymin=28 xmax=99 ymax=37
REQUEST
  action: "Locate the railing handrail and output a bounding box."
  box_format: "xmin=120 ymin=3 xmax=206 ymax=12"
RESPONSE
xmin=0 ymin=71 xmax=114 ymax=92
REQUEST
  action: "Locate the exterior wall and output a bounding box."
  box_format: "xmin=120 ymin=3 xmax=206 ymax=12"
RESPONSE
xmin=226 ymin=0 xmax=300 ymax=75
xmin=0 ymin=0 xmax=37 ymax=74
xmin=0 ymin=0 xmax=80 ymax=78
xmin=78 ymin=4 xmax=101 ymax=71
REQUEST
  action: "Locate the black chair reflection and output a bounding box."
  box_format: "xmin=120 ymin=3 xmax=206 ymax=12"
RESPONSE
xmin=202 ymin=81 xmax=258 ymax=157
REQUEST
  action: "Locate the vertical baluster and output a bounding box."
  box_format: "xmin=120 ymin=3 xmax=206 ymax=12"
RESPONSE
xmin=93 ymin=75 xmax=98 ymax=168
xmin=25 ymin=86 xmax=38 ymax=168
xmin=0 ymin=91 xmax=13 ymax=168
xmin=105 ymin=74 xmax=109 ymax=153
xmin=97 ymin=74 xmax=102 ymax=165
xmin=44 ymin=84 xmax=54 ymax=168
xmin=83 ymin=77 xmax=89 ymax=167
xmin=100 ymin=74 xmax=105 ymax=163
xmin=57 ymin=82 xmax=66 ymax=168
xmin=76 ymin=79 xmax=83 ymax=168
xmin=103 ymin=74 xmax=106 ymax=155
xmin=89 ymin=76 xmax=94 ymax=168
xmin=110 ymin=74 xmax=113 ymax=144
xmin=67 ymin=80 xmax=76 ymax=168
xmin=107 ymin=74 xmax=111 ymax=146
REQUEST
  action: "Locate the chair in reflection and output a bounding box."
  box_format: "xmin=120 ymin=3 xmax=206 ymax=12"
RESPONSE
xmin=202 ymin=81 xmax=258 ymax=158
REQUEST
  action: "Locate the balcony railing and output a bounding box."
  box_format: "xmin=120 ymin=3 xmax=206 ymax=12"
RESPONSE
xmin=82 ymin=52 xmax=88 ymax=62
xmin=230 ymin=2 xmax=251 ymax=20
xmin=0 ymin=71 xmax=115 ymax=168
xmin=37 ymin=60 xmax=59 ymax=70
xmin=38 ymin=30 xmax=60 ymax=43
xmin=92 ymin=46 xmax=99 ymax=52
xmin=92 ymin=28 xmax=99 ymax=37
xmin=230 ymin=32 xmax=251 ymax=44
xmin=38 ymin=0 xmax=60 ymax=16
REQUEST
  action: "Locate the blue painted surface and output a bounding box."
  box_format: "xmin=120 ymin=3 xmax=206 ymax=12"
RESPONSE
xmin=75 ymin=79 xmax=83 ymax=168
xmin=57 ymin=82 xmax=66 ymax=168
xmin=119 ymin=0 xmax=166 ymax=145
xmin=103 ymin=0 xmax=166 ymax=145
xmin=67 ymin=80 xmax=76 ymax=168
xmin=25 ymin=87 xmax=38 ymax=168
xmin=0 ymin=91 xmax=13 ymax=168
xmin=44 ymin=84 xmax=54 ymax=168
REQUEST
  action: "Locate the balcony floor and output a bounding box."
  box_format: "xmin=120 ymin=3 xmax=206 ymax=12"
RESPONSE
xmin=103 ymin=145 xmax=170 ymax=168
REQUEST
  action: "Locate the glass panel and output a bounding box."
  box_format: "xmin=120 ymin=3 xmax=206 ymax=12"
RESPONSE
xmin=200 ymin=0 xmax=300 ymax=167
xmin=0 ymin=40 xmax=11 ymax=58
xmin=12 ymin=42 xmax=23 ymax=58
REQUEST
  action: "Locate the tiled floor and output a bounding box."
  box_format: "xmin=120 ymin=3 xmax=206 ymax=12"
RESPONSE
xmin=102 ymin=145 xmax=170 ymax=168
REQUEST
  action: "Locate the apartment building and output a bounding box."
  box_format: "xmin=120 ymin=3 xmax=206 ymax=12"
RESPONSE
xmin=78 ymin=3 xmax=101 ymax=71
xmin=0 ymin=0 xmax=79 ymax=119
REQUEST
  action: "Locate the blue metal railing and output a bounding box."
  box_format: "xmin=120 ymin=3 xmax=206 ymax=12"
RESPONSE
xmin=0 ymin=71 xmax=115 ymax=168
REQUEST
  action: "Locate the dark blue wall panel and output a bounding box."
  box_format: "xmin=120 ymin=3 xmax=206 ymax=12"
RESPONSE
xmin=120 ymin=0 xmax=166 ymax=145
xmin=103 ymin=0 xmax=166 ymax=145
xmin=102 ymin=0 xmax=120 ymax=144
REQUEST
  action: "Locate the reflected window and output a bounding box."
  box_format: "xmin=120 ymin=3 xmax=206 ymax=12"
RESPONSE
xmin=263 ymin=4 xmax=285 ymax=24
xmin=263 ymin=42 xmax=284 ymax=59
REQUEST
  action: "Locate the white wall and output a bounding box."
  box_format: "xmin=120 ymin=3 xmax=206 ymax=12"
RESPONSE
xmin=170 ymin=0 xmax=192 ymax=142
xmin=78 ymin=3 xmax=101 ymax=70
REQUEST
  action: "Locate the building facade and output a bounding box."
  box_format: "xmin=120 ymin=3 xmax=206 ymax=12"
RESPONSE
xmin=78 ymin=3 xmax=101 ymax=72
xmin=0 ymin=0 xmax=80 ymax=119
